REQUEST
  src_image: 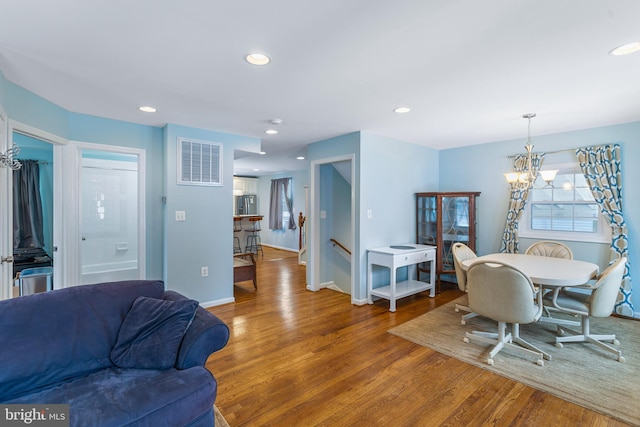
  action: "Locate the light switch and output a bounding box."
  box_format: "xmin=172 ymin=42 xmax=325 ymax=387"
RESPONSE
xmin=320 ymin=210 xmax=327 ymax=219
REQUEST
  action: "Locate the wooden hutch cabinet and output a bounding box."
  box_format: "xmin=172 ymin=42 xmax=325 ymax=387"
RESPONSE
xmin=415 ymin=192 xmax=480 ymax=292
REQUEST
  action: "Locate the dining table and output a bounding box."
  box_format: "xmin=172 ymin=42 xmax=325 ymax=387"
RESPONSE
xmin=460 ymin=252 xmax=599 ymax=287
xmin=460 ymin=252 xmax=600 ymax=330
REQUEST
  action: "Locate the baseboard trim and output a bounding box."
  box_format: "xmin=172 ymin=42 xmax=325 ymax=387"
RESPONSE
xmin=200 ymin=297 xmax=235 ymax=308
xmin=261 ymin=243 xmax=298 ymax=253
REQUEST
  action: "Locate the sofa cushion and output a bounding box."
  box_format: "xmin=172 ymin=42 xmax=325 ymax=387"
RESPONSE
xmin=111 ymin=296 xmax=198 ymax=369
xmin=0 ymin=280 xmax=165 ymax=401
xmin=4 ymin=367 xmax=217 ymax=427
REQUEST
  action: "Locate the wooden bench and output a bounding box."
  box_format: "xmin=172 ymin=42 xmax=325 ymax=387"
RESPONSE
xmin=233 ymin=252 xmax=257 ymax=289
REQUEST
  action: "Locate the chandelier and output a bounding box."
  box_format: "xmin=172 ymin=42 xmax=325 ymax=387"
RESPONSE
xmin=504 ymin=113 xmax=557 ymax=189
xmin=0 ymin=144 xmax=22 ymax=170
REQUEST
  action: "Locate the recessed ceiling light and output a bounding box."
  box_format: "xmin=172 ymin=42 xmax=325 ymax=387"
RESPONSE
xmin=139 ymin=106 xmax=157 ymax=113
xmin=393 ymin=107 xmax=411 ymax=113
xmin=245 ymin=52 xmax=271 ymax=65
xmin=253 ymin=169 xmax=260 ymax=172
xmin=297 ymin=156 xmax=305 ymax=160
xmin=265 ymin=129 xmax=278 ymax=135
xmin=260 ymin=151 xmax=267 ymax=155
xmin=610 ymin=41 xmax=640 ymax=56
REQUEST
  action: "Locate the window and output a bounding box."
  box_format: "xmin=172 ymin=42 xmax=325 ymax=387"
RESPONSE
xmin=281 ymin=186 xmax=292 ymax=230
xmin=177 ymin=137 xmax=222 ymax=186
xmin=519 ymin=163 xmax=610 ymax=243
xmin=269 ymin=177 xmax=296 ymax=231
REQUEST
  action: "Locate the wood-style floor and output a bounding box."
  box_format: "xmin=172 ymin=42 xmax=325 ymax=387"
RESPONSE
xmin=206 ymin=247 xmax=627 ymax=427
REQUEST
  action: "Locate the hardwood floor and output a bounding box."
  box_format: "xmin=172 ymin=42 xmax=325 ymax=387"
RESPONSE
xmin=206 ymin=247 xmax=628 ymax=426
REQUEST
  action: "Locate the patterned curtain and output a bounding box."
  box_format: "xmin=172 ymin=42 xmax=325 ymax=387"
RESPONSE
xmin=499 ymin=153 xmax=543 ymax=253
xmin=576 ymin=144 xmax=634 ymax=317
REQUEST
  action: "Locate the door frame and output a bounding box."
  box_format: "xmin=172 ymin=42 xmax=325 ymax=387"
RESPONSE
xmin=67 ymin=141 xmax=146 ymax=285
xmin=4 ymin=120 xmax=67 ymax=295
xmin=308 ymin=154 xmax=355 ymax=303
xmin=0 ymin=103 xmax=9 ymax=299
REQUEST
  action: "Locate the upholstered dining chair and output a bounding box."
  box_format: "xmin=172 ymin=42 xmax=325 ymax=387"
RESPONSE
xmin=543 ymin=256 xmax=627 ymax=362
xmin=524 ymin=240 xmax=573 ymax=259
xmin=463 ymin=260 xmax=547 ymax=366
xmin=452 ymin=242 xmax=478 ymax=325
xmin=525 ymin=240 xmax=574 ymax=323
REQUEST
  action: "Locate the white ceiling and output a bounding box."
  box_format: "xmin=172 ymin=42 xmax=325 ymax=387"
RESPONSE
xmin=1 ymin=1 xmax=639 ymax=176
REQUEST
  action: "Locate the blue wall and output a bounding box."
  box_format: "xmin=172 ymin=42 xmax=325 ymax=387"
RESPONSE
xmin=439 ymin=122 xmax=640 ymax=315
xmin=162 ymin=124 xmax=260 ymax=304
xmin=358 ymin=132 xmax=439 ymax=301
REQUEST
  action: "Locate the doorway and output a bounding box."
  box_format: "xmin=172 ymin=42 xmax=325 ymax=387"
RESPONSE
xmin=309 ymin=155 xmax=355 ymax=301
xmin=4 ymin=121 xmax=66 ymax=298
xmin=66 ymin=142 xmax=146 ymax=286
xmin=11 ymin=132 xmax=54 ymax=296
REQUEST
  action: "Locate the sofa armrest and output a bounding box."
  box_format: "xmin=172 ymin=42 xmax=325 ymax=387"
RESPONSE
xmin=163 ymin=291 xmax=230 ymax=370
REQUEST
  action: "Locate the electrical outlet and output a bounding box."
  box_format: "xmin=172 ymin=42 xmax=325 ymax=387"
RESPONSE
xmin=175 ymin=211 xmax=186 ymax=221
xmin=201 ymin=266 xmax=208 ymax=277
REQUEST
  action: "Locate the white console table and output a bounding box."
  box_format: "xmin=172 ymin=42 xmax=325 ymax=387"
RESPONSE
xmin=367 ymin=244 xmax=436 ymax=312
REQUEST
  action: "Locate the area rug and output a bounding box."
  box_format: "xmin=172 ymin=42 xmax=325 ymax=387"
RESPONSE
xmin=214 ymin=404 xmax=230 ymax=427
xmin=388 ymin=298 xmax=639 ymax=426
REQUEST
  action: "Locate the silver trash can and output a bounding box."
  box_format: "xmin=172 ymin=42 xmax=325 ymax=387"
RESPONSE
xmin=19 ymin=267 xmax=53 ymax=296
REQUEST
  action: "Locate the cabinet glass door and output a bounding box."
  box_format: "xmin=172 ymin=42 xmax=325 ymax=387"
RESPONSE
xmin=441 ymin=196 xmax=471 ymax=271
xmin=417 ymin=195 xmax=437 ymax=246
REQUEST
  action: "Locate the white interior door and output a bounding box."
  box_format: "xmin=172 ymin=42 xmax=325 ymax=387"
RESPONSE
xmin=77 ymin=146 xmax=146 ymax=285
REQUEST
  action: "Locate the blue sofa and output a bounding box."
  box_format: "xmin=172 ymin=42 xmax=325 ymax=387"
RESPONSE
xmin=0 ymin=280 xmax=230 ymax=426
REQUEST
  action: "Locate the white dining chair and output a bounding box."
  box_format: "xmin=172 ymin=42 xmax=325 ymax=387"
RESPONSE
xmin=543 ymin=256 xmax=627 ymax=362
xmin=452 ymin=242 xmax=478 ymax=325
xmin=464 ymin=259 xmax=548 ymax=366
xmin=524 ymin=240 xmax=573 ymax=260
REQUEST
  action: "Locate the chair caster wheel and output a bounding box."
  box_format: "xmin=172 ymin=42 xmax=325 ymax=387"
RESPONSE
xmin=618 ymin=356 xmax=625 ymax=363
xmin=455 ymin=308 xmax=460 ymax=313
xmin=487 ymin=358 xmax=494 ymax=366
xmin=463 ymin=337 xmax=469 ymax=343
xmin=555 ymin=342 xmax=563 ymax=348
xmin=557 ymin=328 xmax=565 ymax=335
xmin=536 ymin=359 xmax=544 ymax=366
xmin=461 ymin=320 xmax=466 ymax=325
xmin=613 ymin=339 xmax=620 ymax=346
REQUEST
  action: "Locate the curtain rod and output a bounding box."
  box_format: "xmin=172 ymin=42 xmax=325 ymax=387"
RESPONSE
xmin=17 ymin=159 xmax=49 ymax=165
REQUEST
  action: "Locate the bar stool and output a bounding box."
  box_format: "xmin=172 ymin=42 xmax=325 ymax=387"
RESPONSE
xmin=233 ymin=217 xmax=243 ymax=254
xmin=245 ymin=216 xmax=263 ymax=257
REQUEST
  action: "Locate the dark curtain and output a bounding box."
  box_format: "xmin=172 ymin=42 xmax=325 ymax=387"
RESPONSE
xmin=269 ymin=177 xmax=296 ymax=231
xmin=13 ymin=160 xmax=44 ymax=249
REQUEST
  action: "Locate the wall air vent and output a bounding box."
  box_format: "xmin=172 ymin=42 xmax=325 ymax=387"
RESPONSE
xmin=177 ymin=137 xmax=222 ymax=186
